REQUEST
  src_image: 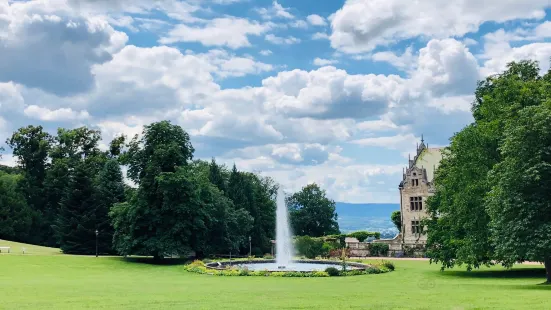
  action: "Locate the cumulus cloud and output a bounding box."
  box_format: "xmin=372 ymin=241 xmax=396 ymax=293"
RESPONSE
xmin=312 ymin=32 xmax=329 ymax=40
xmin=313 ymin=58 xmax=338 ymax=66
xmin=0 ymin=0 xmax=127 ymax=96
xmin=262 ymin=66 xmax=407 ymax=119
xmin=307 ymin=14 xmax=327 ymax=26
xmin=24 ymin=105 xmax=90 ymax=122
xmin=160 ymin=17 xmax=270 ymax=49
xmin=330 ymin=0 xmax=549 ymax=53
xmin=265 ymin=34 xmax=301 ymax=45
xmin=193 ymin=50 xmax=274 ymax=78
xmin=256 ymin=1 xmax=294 ymax=20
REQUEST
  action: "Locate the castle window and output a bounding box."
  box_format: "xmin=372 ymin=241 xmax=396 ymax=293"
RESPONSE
xmin=411 ymin=178 xmax=419 ymax=186
xmin=411 ymin=221 xmax=421 ymax=234
xmin=410 ymin=196 xmax=423 ymax=211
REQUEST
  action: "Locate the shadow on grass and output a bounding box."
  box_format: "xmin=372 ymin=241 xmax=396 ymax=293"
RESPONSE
xmin=439 ymin=268 xmax=546 ymax=280
xmin=122 ymin=256 xmax=191 ymax=266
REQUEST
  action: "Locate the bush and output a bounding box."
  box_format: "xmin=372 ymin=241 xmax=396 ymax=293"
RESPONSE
xmin=251 ymin=247 xmax=263 ymax=257
xmin=295 ymin=236 xmax=324 ymax=259
xmin=325 ymin=267 xmax=340 ymax=276
xmin=238 ymin=267 xmax=250 ymax=276
xmin=347 ymin=231 xmax=381 ymax=242
xmin=369 ymin=243 xmax=389 ymax=257
xmin=381 ymin=260 xmax=395 ymax=271
xmin=263 ymin=254 xmax=274 ymax=259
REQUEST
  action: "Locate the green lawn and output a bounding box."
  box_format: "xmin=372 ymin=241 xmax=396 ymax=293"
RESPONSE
xmin=1 ymin=240 xmax=550 ymax=309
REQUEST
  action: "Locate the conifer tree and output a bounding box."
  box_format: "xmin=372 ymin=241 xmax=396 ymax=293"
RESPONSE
xmin=95 ymin=159 xmax=125 ymax=254
xmin=55 ymin=162 xmax=97 ymax=254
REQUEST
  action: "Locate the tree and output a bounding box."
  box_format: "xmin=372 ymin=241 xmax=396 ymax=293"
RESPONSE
xmin=426 ymin=60 xmax=550 ymax=273
xmin=208 ymin=158 xmax=227 ymax=194
xmin=486 ymin=105 xmax=551 ymax=283
xmin=6 ymin=125 xmax=52 ymax=244
xmin=425 ymin=125 xmax=497 ymax=270
xmin=112 ymin=121 xmax=195 ymax=260
xmin=0 ymin=172 xmax=33 ymax=241
xmin=94 ymin=159 xmax=125 ymax=254
xmin=55 ymin=162 xmax=97 ymax=254
xmin=287 ymin=183 xmax=340 ymax=237
xmin=45 ymin=127 xmax=106 ymax=247
xmin=390 ymin=211 xmax=401 ymax=232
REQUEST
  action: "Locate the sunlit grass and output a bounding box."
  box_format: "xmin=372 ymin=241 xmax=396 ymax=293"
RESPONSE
xmin=0 ymin=242 xmax=549 ymax=309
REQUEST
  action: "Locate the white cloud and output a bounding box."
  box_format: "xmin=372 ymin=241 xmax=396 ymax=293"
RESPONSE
xmin=372 ymin=46 xmax=416 ymax=71
xmin=260 ymin=50 xmax=273 ymax=56
xmin=313 ymin=58 xmax=338 ymax=66
xmin=330 ymin=0 xmax=549 ymax=53
xmin=24 ymin=105 xmax=90 ymax=122
xmin=160 ymin=17 xmax=270 ymax=49
xmin=0 ymin=0 xmax=128 ymax=96
xmin=290 ymin=20 xmax=308 ymax=29
xmin=350 ymin=133 xmax=418 ymax=151
xmin=411 ymin=39 xmax=480 ymax=97
xmin=194 ymin=49 xmax=274 ymax=78
xmin=256 ymin=1 xmax=294 ymax=20
xmin=307 ymin=14 xmax=327 ymax=26
xmin=262 ymin=66 xmax=408 ymax=119
xmin=312 ymin=32 xmax=329 ymax=40
xmin=265 ymin=34 xmax=301 ymax=45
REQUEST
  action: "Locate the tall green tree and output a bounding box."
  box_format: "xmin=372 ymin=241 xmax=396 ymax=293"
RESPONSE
xmin=0 ymin=172 xmax=33 ymax=242
xmin=94 ymin=159 xmax=125 ymax=254
xmin=390 ymin=211 xmax=401 ymax=232
xmin=6 ymin=125 xmax=52 ymax=244
xmin=427 ymin=60 xmax=551 ymax=280
xmin=45 ymin=127 xmax=105 ymax=247
xmin=55 ymin=162 xmax=97 ymax=254
xmin=486 ymin=105 xmax=551 ymax=283
xmin=112 ymin=121 xmax=194 ymax=260
xmin=287 ymin=183 xmax=339 ymax=237
xmin=425 ymin=125 xmax=497 ymax=270
xmin=208 ymin=158 xmax=227 ymax=194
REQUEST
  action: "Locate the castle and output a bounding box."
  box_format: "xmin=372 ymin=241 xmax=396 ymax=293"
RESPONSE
xmin=364 ymin=136 xmax=444 ymax=256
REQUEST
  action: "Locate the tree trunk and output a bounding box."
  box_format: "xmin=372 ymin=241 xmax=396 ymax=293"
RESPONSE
xmin=545 ymin=257 xmax=551 ymax=284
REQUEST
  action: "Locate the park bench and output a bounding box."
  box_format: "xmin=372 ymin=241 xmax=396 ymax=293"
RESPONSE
xmin=0 ymin=246 xmax=10 ymax=253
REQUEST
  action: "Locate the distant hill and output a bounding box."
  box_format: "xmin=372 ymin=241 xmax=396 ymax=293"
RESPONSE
xmin=335 ymin=202 xmax=400 ymax=238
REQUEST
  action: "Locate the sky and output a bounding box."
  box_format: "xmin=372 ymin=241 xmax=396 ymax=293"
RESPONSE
xmin=1 ymin=0 xmax=551 ymax=203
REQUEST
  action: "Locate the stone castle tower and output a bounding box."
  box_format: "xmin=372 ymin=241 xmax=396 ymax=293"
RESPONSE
xmin=398 ymin=136 xmax=443 ymax=247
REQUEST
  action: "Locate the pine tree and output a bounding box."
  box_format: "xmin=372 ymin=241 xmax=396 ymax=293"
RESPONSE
xmin=55 ymin=162 xmax=97 ymax=254
xmin=95 ymin=159 xmax=125 ymax=254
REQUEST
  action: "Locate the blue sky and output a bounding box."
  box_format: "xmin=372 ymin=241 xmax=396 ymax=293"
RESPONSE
xmin=1 ymin=0 xmax=551 ymax=203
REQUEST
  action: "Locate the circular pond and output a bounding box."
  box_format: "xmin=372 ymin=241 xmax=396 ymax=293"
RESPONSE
xmin=206 ymin=259 xmax=369 ymax=272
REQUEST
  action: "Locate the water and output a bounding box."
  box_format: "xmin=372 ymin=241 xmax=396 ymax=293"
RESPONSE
xmin=237 ymin=262 xmax=361 ymax=272
xmin=276 ymin=188 xmax=294 ymax=267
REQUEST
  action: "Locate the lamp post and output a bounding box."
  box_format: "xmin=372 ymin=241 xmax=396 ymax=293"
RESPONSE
xmin=95 ymin=229 xmax=99 ymax=257
xmin=248 ymin=236 xmax=252 ymax=257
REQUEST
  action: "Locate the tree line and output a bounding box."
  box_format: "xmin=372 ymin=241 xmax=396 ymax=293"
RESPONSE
xmin=0 ymin=121 xmax=340 ymax=259
xmin=425 ymin=60 xmax=551 ymax=284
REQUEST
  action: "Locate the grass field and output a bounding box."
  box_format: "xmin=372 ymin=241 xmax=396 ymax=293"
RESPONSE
xmin=1 ymin=240 xmax=550 ymax=309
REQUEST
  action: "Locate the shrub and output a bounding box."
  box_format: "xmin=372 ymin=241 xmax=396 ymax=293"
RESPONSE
xmin=263 ymin=254 xmax=274 ymax=259
xmin=381 ymin=260 xmax=395 ymax=271
xmin=190 ymin=260 xmax=205 ymax=267
xmin=369 ymin=243 xmax=389 ymax=257
xmin=238 ymin=267 xmax=250 ymax=276
xmin=251 ymin=247 xmax=263 ymax=257
xmin=321 ymin=243 xmax=332 ymax=258
xmin=347 ymin=231 xmax=381 ymax=242
xmin=325 ymin=267 xmax=340 ymax=276
xmin=295 ymin=236 xmax=324 ymax=259
xmin=313 ymin=271 xmax=329 ymax=277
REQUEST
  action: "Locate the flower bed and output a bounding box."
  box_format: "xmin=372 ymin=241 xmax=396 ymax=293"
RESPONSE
xmin=183 ymin=260 xmax=394 ymax=277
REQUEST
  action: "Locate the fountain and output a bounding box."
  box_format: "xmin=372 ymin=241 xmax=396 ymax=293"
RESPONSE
xmin=205 ymin=188 xmax=368 ymax=272
xmin=275 ymin=188 xmax=293 ymax=269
